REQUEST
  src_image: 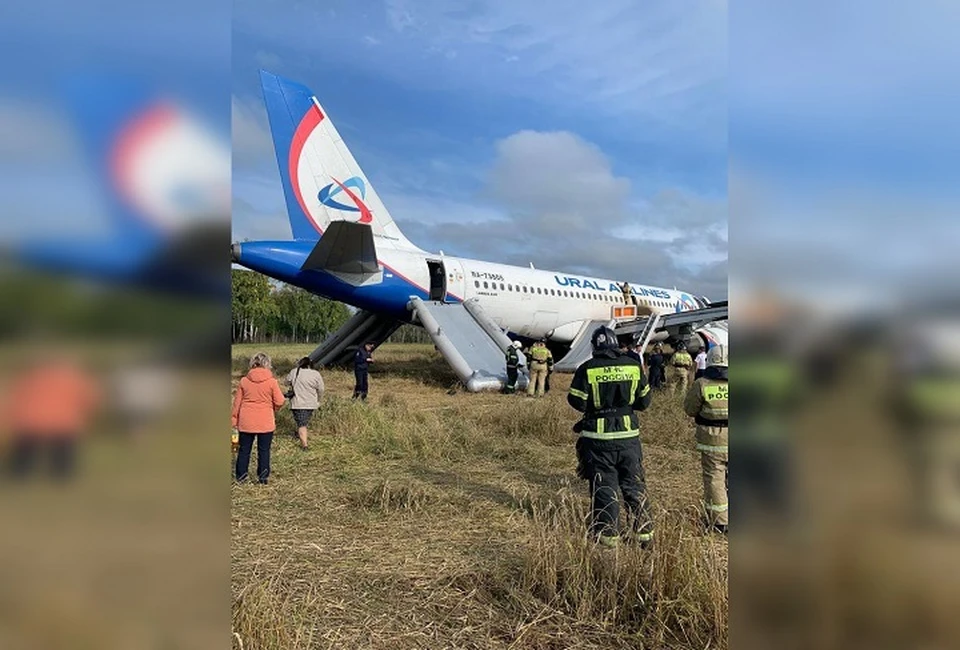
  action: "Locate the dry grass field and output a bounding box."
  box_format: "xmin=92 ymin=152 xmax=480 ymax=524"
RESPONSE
xmin=231 ymin=343 xmax=727 ymax=649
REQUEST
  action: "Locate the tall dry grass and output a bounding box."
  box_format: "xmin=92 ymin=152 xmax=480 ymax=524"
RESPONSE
xmin=232 ymin=344 xmax=726 ymax=649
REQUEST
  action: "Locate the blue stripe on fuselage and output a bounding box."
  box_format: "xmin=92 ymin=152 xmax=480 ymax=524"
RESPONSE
xmin=234 ymin=240 xmax=436 ymax=319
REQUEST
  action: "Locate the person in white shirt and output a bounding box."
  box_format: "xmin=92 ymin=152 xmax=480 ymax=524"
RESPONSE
xmin=694 ymin=347 xmax=708 ymax=380
xmin=286 ymin=357 xmax=325 ymax=449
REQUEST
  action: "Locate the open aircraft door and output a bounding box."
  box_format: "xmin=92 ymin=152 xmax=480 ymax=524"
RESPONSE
xmin=433 ymin=257 xmax=466 ymax=303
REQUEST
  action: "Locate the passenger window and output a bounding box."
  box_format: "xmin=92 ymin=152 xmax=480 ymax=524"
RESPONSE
xmin=500 ymin=283 xmax=505 ymax=290
xmin=475 ymin=281 xmax=480 ymax=288
xmin=523 ymin=286 xmax=527 ymax=293
xmin=484 ymin=281 xmax=489 ymax=289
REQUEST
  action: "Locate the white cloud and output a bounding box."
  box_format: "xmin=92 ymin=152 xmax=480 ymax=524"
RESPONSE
xmin=402 ymin=129 xmax=727 ymax=298
xmin=381 ymin=0 xmax=725 ymax=136
xmin=486 ymin=130 xmax=631 ymax=227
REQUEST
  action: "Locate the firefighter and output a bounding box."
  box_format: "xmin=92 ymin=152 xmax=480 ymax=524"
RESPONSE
xmin=503 ymin=341 xmax=523 ymax=394
xmin=620 ymin=281 xmax=634 ymax=306
xmin=670 ymin=341 xmax=693 ymax=394
xmin=568 ymin=326 xmax=654 ymax=549
xmin=527 ymin=340 xmax=553 ymax=398
xmin=684 ymin=344 xmax=729 ymax=534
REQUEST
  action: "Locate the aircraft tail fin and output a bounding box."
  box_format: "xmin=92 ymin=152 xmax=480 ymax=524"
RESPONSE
xmin=64 ymin=76 xmax=229 ymax=242
xmin=259 ymin=70 xmax=418 ymax=249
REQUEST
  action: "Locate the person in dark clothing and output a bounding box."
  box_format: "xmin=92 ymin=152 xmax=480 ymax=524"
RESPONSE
xmin=648 ymin=344 xmax=665 ymax=389
xmin=503 ymin=341 xmax=523 ymax=394
xmin=352 ymin=342 xmax=374 ymax=400
xmin=568 ymin=326 xmax=654 ymax=549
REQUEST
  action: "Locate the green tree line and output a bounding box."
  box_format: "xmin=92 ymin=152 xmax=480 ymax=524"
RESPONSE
xmin=232 ymin=270 xmax=351 ymax=343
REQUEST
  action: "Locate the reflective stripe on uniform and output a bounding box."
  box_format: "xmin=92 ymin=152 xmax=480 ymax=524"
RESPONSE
xmin=696 ymin=443 xmax=729 ymax=453
xmin=706 ymin=503 xmax=729 ymax=512
xmin=569 ymin=387 xmax=588 ymax=400
xmin=634 ymin=531 xmax=654 ymax=541
xmin=580 ymin=428 xmax=640 ymax=441
xmin=639 ymin=384 xmax=650 ymax=397
xmin=586 ymin=365 xmax=642 ymax=404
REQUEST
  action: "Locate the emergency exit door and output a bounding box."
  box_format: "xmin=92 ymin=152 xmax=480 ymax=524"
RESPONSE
xmin=426 ymin=260 xmax=446 ymax=301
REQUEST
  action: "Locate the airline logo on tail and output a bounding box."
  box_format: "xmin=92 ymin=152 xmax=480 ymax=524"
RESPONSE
xmin=318 ymin=176 xmax=373 ymax=224
xmin=677 ymin=293 xmax=698 ymax=312
xmin=111 ymin=102 xmax=229 ymax=233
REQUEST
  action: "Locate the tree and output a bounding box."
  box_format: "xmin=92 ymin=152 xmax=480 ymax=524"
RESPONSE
xmin=232 ymin=272 xmax=351 ymax=343
xmin=232 ymin=270 xmax=275 ymax=342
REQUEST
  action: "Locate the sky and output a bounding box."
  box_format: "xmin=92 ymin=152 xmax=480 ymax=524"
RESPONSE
xmin=232 ymin=0 xmax=729 ymax=300
xmin=729 ymin=1 xmax=960 ymax=312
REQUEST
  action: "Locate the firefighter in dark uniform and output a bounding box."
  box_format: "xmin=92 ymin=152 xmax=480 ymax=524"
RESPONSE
xmin=503 ymin=340 xmax=523 ymax=394
xmin=352 ymin=342 xmax=374 ymax=400
xmin=568 ymin=326 xmax=654 ymax=549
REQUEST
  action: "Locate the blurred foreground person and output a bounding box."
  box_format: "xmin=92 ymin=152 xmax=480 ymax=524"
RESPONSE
xmin=286 ymin=357 xmax=324 ymax=449
xmin=503 ymin=341 xmax=523 ymax=394
xmin=684 ymin=344 xmax=729 ymax=534
xmin=670 ymin=342 xmax=693 ymax=394
xmin=568 ymin=326 xmax=654 ymax=549
xmin=737 ymin=330 xmax=799 ymax=525
xmin=231 ymin=352 xmax=284 ymax=483
xmin=895 ymin=323 xmax=960 ymax=532
xmin=2 ymin=353 xmax=101 ymax=480
xmin=353 ymin=342 xmax=374 ymax=400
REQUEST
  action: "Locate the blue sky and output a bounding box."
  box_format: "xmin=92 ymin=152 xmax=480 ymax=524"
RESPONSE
xmin=232 ymin=0 xmax=728 ymax=299
xmin=0 ymin=1 xmax=230 ymax=240
xmin=730 ymin=1 xmax=960 ymax=310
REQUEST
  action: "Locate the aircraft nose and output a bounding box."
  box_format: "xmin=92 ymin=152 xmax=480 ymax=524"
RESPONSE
xmin=231 ymin=242 xmax=241 ymax=263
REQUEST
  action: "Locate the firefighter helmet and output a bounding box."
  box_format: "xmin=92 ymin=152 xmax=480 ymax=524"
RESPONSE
xmin=591 ymin=326 xmax=619 ymax=351
xmin=706 ymin=344 xmax=727 ymax=368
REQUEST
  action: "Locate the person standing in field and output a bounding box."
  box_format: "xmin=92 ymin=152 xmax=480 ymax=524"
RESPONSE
xmin=3 ymin=351 xmax=101 ymax=480
xmin=648 ymin=343 xmax=666 ymax=389
xmin=503 ymin=341 xmax=523 ymax=394
xmin=684 ymin=344 xmax=729 ymax=534
xmin=232 ymin=352 xmax=284 ymax=484
xmin=670 ymin=342 xmax=694 ymax=394
xmin=695 ymin=346 xmax=708 ymax=380
xmin=568 ymin=326 xmax=654 ymax=549
xmin=286 ymin=356 xmax=324 ymax=449
xmin=526 ymin=340 xmax=553 ymax=398
xmin=353 ymin=342 xmax=374 ymax=400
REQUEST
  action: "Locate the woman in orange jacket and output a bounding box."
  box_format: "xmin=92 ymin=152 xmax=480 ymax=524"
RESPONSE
xmin=231 ymin=352 xmax=285 ymax=483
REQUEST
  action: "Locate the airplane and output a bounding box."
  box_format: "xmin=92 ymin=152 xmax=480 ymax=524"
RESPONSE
xmin=5 ymin=76 xmax=230 ymax=298
xmin=232 ymin=71 xmax=727 ymax=388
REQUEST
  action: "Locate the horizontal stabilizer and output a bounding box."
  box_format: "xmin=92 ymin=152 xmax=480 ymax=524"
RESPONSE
xmin=300 ymin=221 xmax=379 ymax=278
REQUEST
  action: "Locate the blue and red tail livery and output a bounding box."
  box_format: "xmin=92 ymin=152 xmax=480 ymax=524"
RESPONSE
xmin=259 ymin=70 xmax=417 ymax=249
